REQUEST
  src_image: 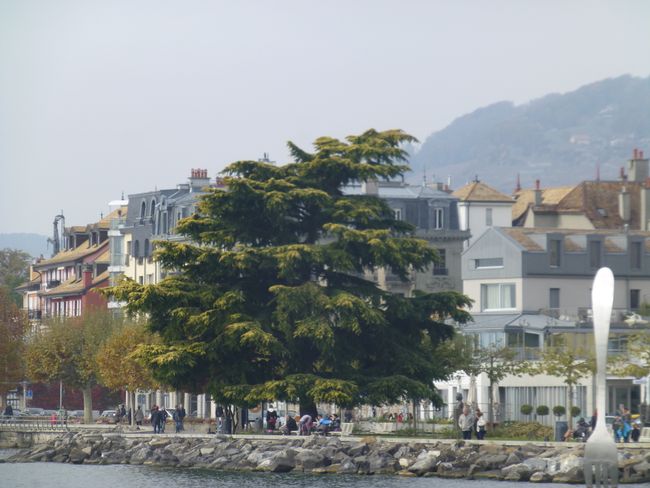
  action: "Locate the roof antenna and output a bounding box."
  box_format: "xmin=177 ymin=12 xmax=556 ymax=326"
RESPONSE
xmin=515 ymin=173 xmax=521 ymax=193
xmin=596 ymin=163 xmax=600 ymax=182
xmin=121 ymin=191 xmax=125 ymax=200
xmin=422 ymin=166 xmax=427 ymax=186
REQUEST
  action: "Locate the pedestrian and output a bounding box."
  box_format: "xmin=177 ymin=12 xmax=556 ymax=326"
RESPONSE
xmin=475 ymin=411 xmax=487 ymax=440
xmin=299 ymin=414 xmax=312 ymax=435
xmin=151 ymin=406 xmax=160 ymax=433
xmin=266 ymin=405 xmax=278 ymax=432
xmin=458 ymin=406 xmax=474 ymax=440
xmin=173 ymin=405 xmax=184 ymax=433
xmin=281 ymin=414 xmax=298 ymax=435
xmin=134 ymin=406 xmax=144 ymax=429
xmin=158 ymin=407 xmax=168 ymax=433
xmin=3 ymin=404 xmax=13 ymax=417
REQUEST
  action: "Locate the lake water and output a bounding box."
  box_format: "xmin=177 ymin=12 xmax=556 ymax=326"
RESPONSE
xmin=1 ymin=449 xmax=647 ymax=488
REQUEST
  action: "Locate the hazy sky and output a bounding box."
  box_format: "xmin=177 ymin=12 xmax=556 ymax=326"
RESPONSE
xmin=1 ymin=0 xmax=649 ymax=235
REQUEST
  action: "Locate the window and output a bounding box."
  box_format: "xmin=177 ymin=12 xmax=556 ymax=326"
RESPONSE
xmin=474 ymin=258 xmax=503 ymax=268
xmin=433 ymin=208 xmax=444 ymax=229
xmin=589 ymin=240 xmax=602 ymax=268
xmin=485 ymin=208 xmax=493 ymax=226
xmin=140 ymin=201 xmax=146 ymax=219
xmin=481 ymin=283 xmax=516 ymax=311
xmin=630 ymin=289 xmax=641 ymax=310
xmin=393 ymin=208 xmax=402 ymax=221
xmin=433 ymin=249 xmax=447 ymax=275
xmin=630 ymin=241 xmax=642 ymax=269
xmin=549 ymin=239 xmax=561 ymax=267
xmin=144 ymin=239 xmax=150 ymax=257
xmin=150 ymin=199 xmax=156 ymax=217
xmin=549 ymin=288 xmax=560 ymax=309
xmin=133 ymin=240 xmax=140 ymax=257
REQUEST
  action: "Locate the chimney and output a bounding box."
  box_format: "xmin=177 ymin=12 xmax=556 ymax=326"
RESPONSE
xmin=189 ymin=168 xmax=210 ymax=192
xmin=628 ymin=148 xmax=648 ymax=183
xmin=534 ymin=179 xmax=542 ymax=206
xmin=619 ymin=186 xmax=631 ymax=223
xmin=515 ymin=173 xmax=521 ymax=193
xmin=620 ymin=167 xmax=627 ymax=182
xmin=82 ymin=264 xmax=93 ymax=289
xmin=362 ymin=179 xmax=379 ymax=196
xmin=642 ymin=177 xmax=650 ymax=230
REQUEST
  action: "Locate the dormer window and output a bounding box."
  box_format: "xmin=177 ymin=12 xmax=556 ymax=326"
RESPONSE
xmin=140 ymin=201 xmax=146 ymax=220
xmin=433 ymin=208 xmax=444 ymax=229
xmin=549 ymin=238 xmax=561 ymax=267
xmin=589 ymin=240 xmax=602 ymax=268
xmin=150 ymin=199 xmax=156 ymax=217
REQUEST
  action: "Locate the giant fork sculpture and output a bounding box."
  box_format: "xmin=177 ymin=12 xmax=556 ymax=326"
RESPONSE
xmin=584 ymin=267 xmax=618 ymax=488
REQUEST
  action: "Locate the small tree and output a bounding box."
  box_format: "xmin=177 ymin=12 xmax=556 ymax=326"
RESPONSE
xmin=570 ymin=406 xmax=582 ymax=418
xmin=453 ymin=337 xmax=520 ymax=428
xmin=553 ymin=405 xmax=566 ymax=417
xmin=524 ymin=335 xmax=593 ymax=430
xmin=536 ymin=405 xmax=549 ymax=418
xmin=26 ymin=309 xmax=118 ymax=423
xmin=520 ymin=404 xmax=533 ymax=418
xmin=96 ymin=319 xmax=159 ymax=426
xmin=0 ymin=286 xmax=28 ymax=408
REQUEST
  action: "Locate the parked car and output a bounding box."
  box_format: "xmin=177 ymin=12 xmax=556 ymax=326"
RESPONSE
xmin=23 ymin=407 xmax=46 ymax=416
xmin=96 ymin=410 xmax=118 ymax=424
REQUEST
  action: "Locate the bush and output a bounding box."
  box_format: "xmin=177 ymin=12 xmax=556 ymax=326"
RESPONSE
xmin=536 ymin=405 xmax=549 ymax=416
xmin=490 ymin=421 xmax=553 ymax=441
xmin=520 ymin=404 xmax=533 ymax=415
xmin=570 ymin=406 xmax=582 ymax=418
xmin=553 ymin=405 xmax=566 ymax=417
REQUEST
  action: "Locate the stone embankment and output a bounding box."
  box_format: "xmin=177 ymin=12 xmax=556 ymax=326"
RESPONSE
xmin=4 ymin=432 xmax=650 ymax=484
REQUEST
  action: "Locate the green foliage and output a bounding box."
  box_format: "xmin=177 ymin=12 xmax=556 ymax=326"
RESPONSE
xmin=0 ymin=249 xmax=31 ymax=306
xmin=570 ymin=406 xmax=582 ymax=418
xmin=490 ymin=421 xmax=553 ymax=441
xmin=520 ymin=404 xmax=533 ymax=416
xmin=110 ymin=129 xmax=472 ymax=412
xmin=536 ymin=405 xmax=549 ymax=416
xmin=553 ymin=405 xmax=566 ymax=417
xmin=0 ymin=286 xmax=28 ymax=401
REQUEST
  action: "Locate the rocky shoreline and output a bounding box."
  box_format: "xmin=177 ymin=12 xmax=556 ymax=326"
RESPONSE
xmin=3 ymin=432 xmax=650 ymax=484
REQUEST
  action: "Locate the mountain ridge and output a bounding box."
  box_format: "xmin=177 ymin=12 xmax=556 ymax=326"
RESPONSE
xmin=410 ymin=75 xmax=650 ymax=192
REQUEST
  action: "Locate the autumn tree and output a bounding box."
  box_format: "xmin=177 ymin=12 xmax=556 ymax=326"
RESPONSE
xmin=26 ymin=309 xmax=118 ymax=423
xmin=96 ymin=319 xmax=159 ymax=425
xmin=0 ymin=286 xmax=28 ymax=409
xmin=111 ymin=129 xmax=472 ymax=416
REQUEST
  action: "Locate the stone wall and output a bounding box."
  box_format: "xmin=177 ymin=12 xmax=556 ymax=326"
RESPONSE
xmin=3 ymin=431 xmax=650 ymax=483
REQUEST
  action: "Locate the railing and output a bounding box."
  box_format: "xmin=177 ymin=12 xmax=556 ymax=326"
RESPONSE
xmin=0 ymin=415 xmax=70 ymax=432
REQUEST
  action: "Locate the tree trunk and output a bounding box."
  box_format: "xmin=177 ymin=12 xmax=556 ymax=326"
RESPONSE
xmin=412 ymin=400 xmax=417 ymax=435
xmin=299 ymin=398 xmax=318 ymax=418
xmin=131 ymin=390 xmax=137 ymax=427
xmin=487 ymin=383 xmax=494 ymax=430
xmin=568 ymin=384 xmax=574 ymax=431
xmin=82 ymin=386 xmax=93 ymax=424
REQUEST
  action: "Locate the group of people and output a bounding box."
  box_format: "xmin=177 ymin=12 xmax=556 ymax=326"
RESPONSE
xmin=261 ymin=407 xmax=342 ymax=436
xmin=611 ymin=405 xmax=643 ymax=443
xmin=458 ymin=405 xmax=487 ymax=440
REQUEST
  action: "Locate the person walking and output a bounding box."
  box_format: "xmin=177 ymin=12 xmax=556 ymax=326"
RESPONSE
xmin=458 ymin=406 xmax=474 ymax=440
xmin=475 ymin=411 xmax=487 ymax=440
xmin=134 ymin=406 xmax=144 ymax=429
